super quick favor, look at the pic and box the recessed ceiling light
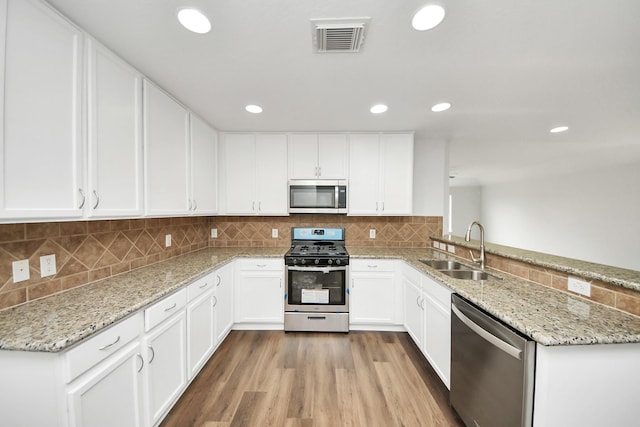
[177,8,211,34]
[550,126,569,133]
[245,104,263,114]
[412,4,446,31]
[370,104,388,114]
[431,102,451,112]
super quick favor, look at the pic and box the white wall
[450,186,482,238]
[480,161,640,270]
[413,138,448,223]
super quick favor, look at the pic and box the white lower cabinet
[67,341,145,427]
[349,259,402,329]
[143,289,188,425]
[214,263,234,343]
[234,258,284,328]
[402,262,452,389]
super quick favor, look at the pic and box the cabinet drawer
[422,276,452,308]
[350,259,396,272]
[187,272,217,302]
[145,288,187,331]
[236,258,283,271]
[65,312,142,383]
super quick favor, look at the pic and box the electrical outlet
[369,229,376,239]
[568,276,591,297]
[433,241,439,249]
[40,254,57,277]
[447,245,456,254]
[272,228,278,238]
[12,259,30,283]
[211,228,218,238]
[165,234,172,247]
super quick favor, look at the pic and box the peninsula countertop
[1,246,640,353]
[349,247,640,346]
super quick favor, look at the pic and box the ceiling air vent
[311,18,371,53]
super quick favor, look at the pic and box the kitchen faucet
[464,221,486,270]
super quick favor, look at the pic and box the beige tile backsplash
[0,215,442,310]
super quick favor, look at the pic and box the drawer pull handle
[256,264,267,268]
[164,302,177,312]
[98,335,120,351]
[367,265,378,268]
[199,282,209,289]
[148,345,156,364]
[308,316,326,320]
[136,353,144,373]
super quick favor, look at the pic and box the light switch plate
[165,234,172,247]
[447,245,456,254]
[12,259,30,283]
[211,228,218,238]
[369,229,376,239]
[272,229,278,238]
[40,254,57,277]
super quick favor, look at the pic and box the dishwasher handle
[452,304,522,360]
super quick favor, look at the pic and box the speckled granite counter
[0,247,287,353]
[431,235,640,292]
[349,247,640,346]
[2,245,640,353]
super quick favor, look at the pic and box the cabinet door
[403,273,424,348]
[350,273,396,324]
[317,134,348,179]
[288,134,318,179]
[423,294,451,389]
[348,134,380,215]
[190,114,218,214]
[255,134,288,215]
[87,39,143,218]
[144,311,187,425]
[223,133,256,214]
[235,271,283,324]
[143,80,190,216]
[380,134,413,215]
[214,263,234,343]
[186,290,215,379]
[1,0,84,219]
[67,342,145,427]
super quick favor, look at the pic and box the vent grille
[311,18,370,53]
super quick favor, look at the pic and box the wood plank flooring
[160,330,464,427]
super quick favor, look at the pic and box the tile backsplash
[0,215,442,310]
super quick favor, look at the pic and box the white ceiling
[46,0,640,186]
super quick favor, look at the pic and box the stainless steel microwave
[288,180,347,214]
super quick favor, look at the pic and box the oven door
[285,266,348,312]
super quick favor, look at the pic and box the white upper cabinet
[1,0,84,220]
[86,38,143,218]
[222,133,288,215]
[190,114,218,215]
[288,133,348,179]
[143,80,190,216]
[349,133,414,215]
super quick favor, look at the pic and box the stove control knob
[301,259,306,265]
[293,259,298,265]
[335,259,341,265]
[314,259,320,265]
[328,259,333,265]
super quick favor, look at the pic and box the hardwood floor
[161,330,465,427]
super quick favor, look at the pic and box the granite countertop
[0,247,287,353]
[349,247,640,346]
[431,235,640,292]
[2,245,640,353]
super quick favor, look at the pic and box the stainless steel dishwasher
[450,294,536,427]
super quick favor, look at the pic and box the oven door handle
[286,266,347,273]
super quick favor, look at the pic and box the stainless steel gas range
[284,227,349,332]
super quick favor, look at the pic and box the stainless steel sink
[438,269,502,281]
[418,259,472,270]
